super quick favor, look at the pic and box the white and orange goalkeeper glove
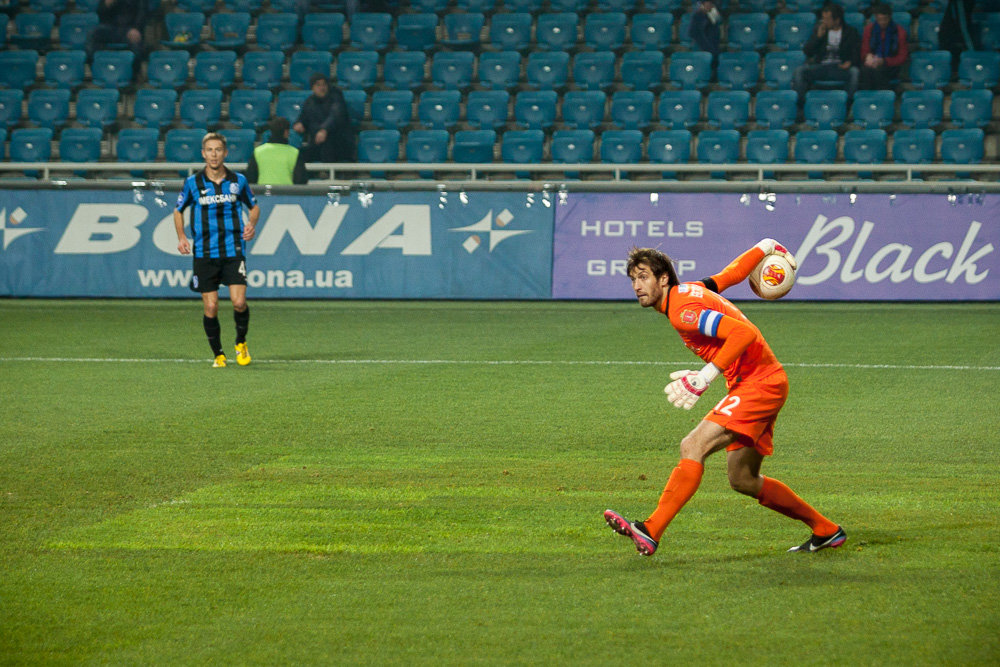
[665,364,721,410]
[754,238,798,270]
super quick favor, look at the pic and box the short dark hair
[871,2,892,16]
[309,72,328,87]
[626,247,680,287]
[821,2,845,22]
[267,117,290,143]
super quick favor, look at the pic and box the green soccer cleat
[235,342,251,366]
[213,354,227,368]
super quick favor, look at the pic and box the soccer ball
[749,253,796,300]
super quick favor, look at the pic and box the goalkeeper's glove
[664,364,721,410]
[754,238,798,270]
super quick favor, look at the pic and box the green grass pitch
[1,299,998,664]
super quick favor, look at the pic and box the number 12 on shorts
[714,394,741,416]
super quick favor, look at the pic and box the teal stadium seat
[909,51,952,89]
[600,130,644,174]
[726,13,769,52]
[383,52,426,90]
[648,129,692,178]
[803,89,847,130]
[501,129,544,178]
[957,51,1000,89]
[75,89,118,129]
[658,90,701,129]
[452,129,496,163]
[44,50,86,89]
[669,52,713,90]
[763,51,805,89]
[536,13,578,51]
[573,52,616,90]
[164,128,206,162]
[116,128,159,169]
[630,12,673,51]
[179,89,223,129]
[774,13,815,50]
[583,12,627,50]
[405,129,449,178]
[58,13,98,51]
[394,13,436,51]
[148,50,190,89]
[11,12,55,50]
[276,90,311,123]
[706,90,750,130]
[561,90,606,129]
[0,51,41,90]
[303,12,345,51]
[371,90,415,129]
[891,128,935,166]
[514,90,558,129]
[696,129,740,177]
[350,12,392,50]
[134,88,178,130]
[219,129,256,163]
[525,51,570,90]
[256,13,299,51]
[208,12,250,49]
[899,89,943,129]
[465,90,510,130]
[754,90,797,129]
[716,51,760,91]
[10,127,54,163]
[431,51,475,90]
[746,129,790,166]
[850,90,895,129]
[27,89,71,129]
[949,89,993,128]
[0,90,24,129]
[478,52,521,90]
[939,128,984,165]
[610,90,654,130]
[551,129,595,178]
[193,51,237,89]
[418,90,461,129]
[228,89,273,130]
[441,12,484,48]
[357,129,401,177]
[92,50,134,88]
[241,51,284,90]
[162,12,205,49]
[334,51,376,90]
[620,51,664,91]
[489,13,532,51]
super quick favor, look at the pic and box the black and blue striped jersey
[175,168,258,259]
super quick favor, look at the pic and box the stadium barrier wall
[0,187,997,300]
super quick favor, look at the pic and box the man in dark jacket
[87,0,147,64]
[793,2,861,101]
[688,0,721,70]
[292,73,356,166]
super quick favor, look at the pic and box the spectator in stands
[938,0,978,74]
[293,73,356,167]
[246,118,308,186]
[87,0,147,66]
[793,3,861,102]
[859,3,909,90]
[688,0,722,72]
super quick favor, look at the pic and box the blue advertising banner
[553,192,1000,300]
[0,190,553,299]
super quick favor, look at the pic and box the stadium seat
[899,89,943,128]
[411,0,449,10]
[525,51,570,90]
[27,89,70,129]
[241,51,283,90]
[977,12,1000,50]
[92,50,134,89]
[550,0,587,9]
[175,0,213,10]
[647,129,692,178]
[208,12,250,49]
[418,89,461,129]
[706,90,750,130]
[514,90,558,129]
[43,50,86,89]
[478,51,521,90]
[726,13,769,52]
[754,89,797,129]
[11,12,55,50]
[501,129,544,178]
[457,0,493,10]
[597,0,637,9]
[193,50,237,90]
[536,13,579,51]
[164,128,205,163]
[793,129,838,173]
[343,89,365,126]
[256,13,299,51]
[610,90,654,130]
[219,128,256,163]
[939,128,984,165]
[658,90,701,129]
[503,0,543,10]
[573,52,616,90]
[441,12,484,48]
[223,0,263,12]
[669,52,713,90]
[957,51,1000,89]
[351,12,393,50]
[75,88,118,129]
[383,52,426,90]
[696,129,740,177]
[584,12,627,50]
[452,129,496,163]
[630,12,673,51]
[763,51,805,89]
[551,128,595,178]
[916,12,943,50]
[371,90,414,129]
[302,12,345,51]
[803,89,847,129]
[276,90,311,123]
[179,89,223,128]
[0,15,5,49]
[405,129,449,177]
[561,90,606,129]
[134,88,178,130]
[891,128,935,165]
[949,89,993,128]
[844,11,864,33]
[644,0,683,9]
[676,12,694,50]
[0,51,39,90]
[716,51,761,91]
[148,50,190,89]
[228,89,272,130]
[745,129,790,166]
[0,90,23,129]
[357,129,400,176]
[58,127,102,165]
[116,127,158,165]
[431,51,475,90]
[162,12,205,49]
[10,127,54,163]
[600,130,643,173]
[32,0,66,15]
[291,51,335,89]
[850,90,895,129]
[465,90,510,129]
[58,12,98,51]
[394,13,436,52]
[620,51,664,91]
[774,13,814,50]
[489,12,532,51]
[843,129,888,175]
[909,51,952,89]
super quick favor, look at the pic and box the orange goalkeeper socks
[644,458,704,540]
[757,476,839,537]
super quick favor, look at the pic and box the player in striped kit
[174,133,260,368]
[604,240,846,556]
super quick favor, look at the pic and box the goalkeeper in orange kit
[604,239,846,556]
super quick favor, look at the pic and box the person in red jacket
[860,3,910,90]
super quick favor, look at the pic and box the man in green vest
[246,118,307,186]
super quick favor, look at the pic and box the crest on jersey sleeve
[680,308,698,324]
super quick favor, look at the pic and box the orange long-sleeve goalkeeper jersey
[655,246,783,387]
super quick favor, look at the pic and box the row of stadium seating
[6,8,1000,53]
[2,86,993,134]
[4,47,998,93]
[0,126,985,175]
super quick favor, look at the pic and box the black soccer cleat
[788,525,847,553]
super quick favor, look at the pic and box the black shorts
[190,257,248,293]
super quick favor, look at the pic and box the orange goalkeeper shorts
[705,370,789,456]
